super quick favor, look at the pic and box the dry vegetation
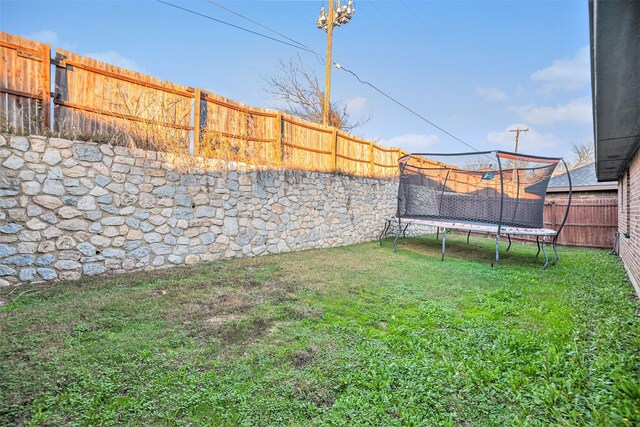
[264,56,371,132]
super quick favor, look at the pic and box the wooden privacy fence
[514,197,618,248]
[0,33,50,135]
[544,198,618,249]
[0,32,405,177]
[53,48,193,149]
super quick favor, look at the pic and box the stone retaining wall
[0,135,396,285]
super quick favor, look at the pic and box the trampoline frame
[380,150,572,269]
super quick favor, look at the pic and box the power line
[155,0,316,54]
[157,0,479,154]
[206,1,325,65]
[208,1,309,50]
[334,63,482,153]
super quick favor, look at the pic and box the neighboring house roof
[589,0,640,181]
[548,162,617,192]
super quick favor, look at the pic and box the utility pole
[317,0,355,127]
[509,127,528,179]
[323,0,334,127]
[509,127,529,154]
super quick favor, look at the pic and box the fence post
[369,141,375,176]
[193,88,201,157]
[275,112,283,164]
[41,44,51,132]
[53,52,69,134]
[331,128,338,171]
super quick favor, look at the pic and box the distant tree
[464,159,496,171]
[264,56,370,132]
[552,142,595,175]
[569,142,595,170]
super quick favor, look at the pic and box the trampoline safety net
[397,151,561,229]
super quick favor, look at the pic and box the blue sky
[1,0,593,159]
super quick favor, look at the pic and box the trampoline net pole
[554,157,573,243]
[495,152,504,266]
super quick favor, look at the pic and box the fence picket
[193,88,201,156]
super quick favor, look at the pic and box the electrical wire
[334,63,483,153]
[156,0,316,54]
[208,1,309,50]
[157,0,479,154]
[206,0,325,65]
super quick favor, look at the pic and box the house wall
[0,135,397,285]
[619,151,640,296]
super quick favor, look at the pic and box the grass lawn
[1,234,639,426]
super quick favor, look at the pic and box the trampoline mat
[393,215,557,237]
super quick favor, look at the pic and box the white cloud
[475,86,507,101]
[20,31,145,74]
[22,30,75,50]
[486,124,563,153]
[344,96,367,115]
[531,46,590,94]
[381,133,439,153]
[84,50,145,73]
[512,97,592,125]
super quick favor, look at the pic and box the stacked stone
[0,134,396,285]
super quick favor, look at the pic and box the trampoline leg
[535,236,541,258]
[495,234,500,267]
[379,219,391,246]
[552,238,559,266]
[385,220,391,241]
[393,219,402,253]
[541,237,549,269]
[441,228,447,261]
[393,220,409,253]
[506,234,512,252]
[393,231,400,253]
[466,230,471,244]
[435,227,439,241]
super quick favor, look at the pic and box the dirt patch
[293,378,336,408]
[292,346,319,368]
[217,316,273,344]
[206,314,239,325]
[282,305,324,321]
[211,292,250,312]
[238,278,262,289]
[267,323,279,335]
[311,392,335,408]
[163,291,254,324]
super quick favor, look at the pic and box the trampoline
[380,151,572,268]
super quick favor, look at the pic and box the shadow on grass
[388,232,562,269]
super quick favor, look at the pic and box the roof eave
[590,0,640,181]
[547,184,617,193]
